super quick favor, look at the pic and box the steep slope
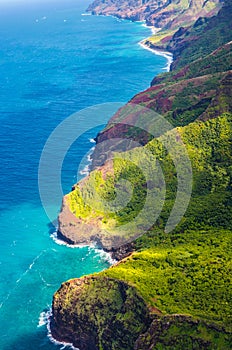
[144,0,232,69]
[52,230,232,349]
[87,0,222,30]
[51,277,151,350]
[51,0,232,349]
[89,0,232,168]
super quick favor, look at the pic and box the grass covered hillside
[52,1,232,349]
[61,111,232,245]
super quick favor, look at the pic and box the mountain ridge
[51,0,232,348]
[87,0,222,30]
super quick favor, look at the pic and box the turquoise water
[0,0,167,348]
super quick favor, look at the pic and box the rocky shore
[87,0,222,29]
[51,0,232,349]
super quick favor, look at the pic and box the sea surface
[0,0,167,348]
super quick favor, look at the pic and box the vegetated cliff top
[91,0,232,162]
[87,0,222,29]
[51,0,232,349]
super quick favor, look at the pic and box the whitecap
[142,24,160,35]
[50,231,93,249]
[92,247,117,265]
[51,231,116,264]
[79,164,90,176]
[45,308,80,349]
[139,41,173,72]
[78,145,95,176]
[38,309,51,328]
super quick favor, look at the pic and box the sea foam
[51,230,116,265]
[139,41,173,72]
[38,309,80,350]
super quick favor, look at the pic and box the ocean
[0,0,167,348]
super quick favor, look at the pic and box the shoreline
[38,309,80,350]
[48,15,174,348]
[140,23,173,72]
[139,40,173,72]
[51,230,117,265]
[54,20,172,254]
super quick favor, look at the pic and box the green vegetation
[171,0,232,70]
[67,112,232,236]
[101,230,232,330]
[52,277,151,350]
[53,1,232,348]
[135,315,232,349]
[154,43,232,85]
[62,110,232,346]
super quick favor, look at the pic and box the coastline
[51,230,116,265]
[140,23,173,72]
[49,14,173,349]
[48,1,232,348]
[38,309,80,350]
[55,20,172,256]
[139,41,173,72]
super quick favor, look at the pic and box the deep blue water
[0,0,167,348]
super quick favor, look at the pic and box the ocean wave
[38,309,80,350]
[79,164,90,176]
[78,145,95,176]
[141,23,160,35]
[51,231,116,265]
[38,309,51,328]
[15,250,46,284]
[92,245,117,265]
[50,231,92,249]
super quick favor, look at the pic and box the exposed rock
[108,241,135,260]
[52,1,232,349]
[51,276,152,350]
[87,0,222,30]
[58,179,141,252]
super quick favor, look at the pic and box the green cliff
[51,0,232,348]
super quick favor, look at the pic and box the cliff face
[51,276,151,350]
[57,0,232,253]
[51,230,232,349]
[87,0,222,29]
[52,0,232,348]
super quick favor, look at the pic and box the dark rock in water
[109,241,135,261]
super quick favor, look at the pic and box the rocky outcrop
[51,277,231,350]
[87,0,222,30]
[58,0,232,250]
[51,276,151,350]
[52,1,232,349]
[58,176,140,252]
[58,194,102,246]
